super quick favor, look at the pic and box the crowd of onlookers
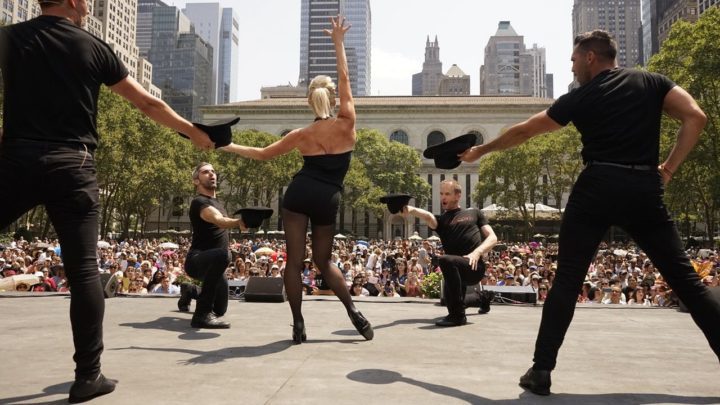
[1,235,718,308]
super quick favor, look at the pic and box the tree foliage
[474,127,582,235]
[648,7,720,241]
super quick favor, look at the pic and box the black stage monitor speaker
[465,284,537,305]
[100,272,119,298]
[244,277,286,302]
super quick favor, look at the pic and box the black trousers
[439,255,486,316]
[533,165,720,370]
[184,248,229,316]
[0,139,103,379]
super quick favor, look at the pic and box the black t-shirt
[433,208,488,256]
[547,68,675,165]
[189,195,229,253]
[0,16,128,149]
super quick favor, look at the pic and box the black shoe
[292,320,307,344]
[349,310,374,340]
[519,367,551,396]
[178,283,191,312]
[478,291,492,314]
[435,314,467,327]
[68,373,117,403]
[191,312,230,329]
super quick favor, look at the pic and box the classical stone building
[147,96,553,239]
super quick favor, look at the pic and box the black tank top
[294,151,352,189]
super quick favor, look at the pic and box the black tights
[282,208,358,325]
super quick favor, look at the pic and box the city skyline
[167,0,576,101]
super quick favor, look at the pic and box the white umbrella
[97,241,110,249]
[613,249,628,257]
[427,235,441,241]
[409,232,422,241]
[159,242,179,249]
[334,233,347,239]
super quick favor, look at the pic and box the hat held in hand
[233,206,273,229]
[178,117,240,148]
[379,194,413,214]
[422,133,477,169]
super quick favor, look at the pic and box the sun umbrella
[159,242,179,249]
[254,246,275,256]
[409,232,423,241]
[334,233,347,239]
[97,241,110,249]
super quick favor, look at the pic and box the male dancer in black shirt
[0,0,212,402]
[185,162,246,329]
[403,180,498,326]
[461,30,720,396]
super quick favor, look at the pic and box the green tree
[648,7,720,242]
[343,129,431,234]
[536,125,584,216]
[95,88,197,237]
[214,130,302,226]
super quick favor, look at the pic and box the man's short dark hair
[573,30,617,62]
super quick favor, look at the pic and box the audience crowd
[1,235,718,308]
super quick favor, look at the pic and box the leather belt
[585,160,654,171]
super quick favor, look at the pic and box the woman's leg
[311,223,356,312]
[282,208,309,325]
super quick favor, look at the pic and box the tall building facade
[0,0,40,25]
[92,0,140,79]
[438,64,470,96]
[412,36,444,96]
[218,8,239,103]
[698,0,719,13]
[147,5,212,121]
[182,3,221,104]
[299,0,371,96]
[572,0,642,68]
[479,21,533,96]
[658,0,698,44]
[527,44,552,98]
[136,0,168,57]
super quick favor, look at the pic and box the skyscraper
[299,0,371,96]
[438,64,470,96]
[479,21,533,96]
[527,44,551,98]
[0,0,40,25]
[572,0,642,68]
[658,0,698,45]
[698,0,719,14]
[218,8,239,103]
[137,0,168,57]
[147,5,213,121]
[412,36,443,96]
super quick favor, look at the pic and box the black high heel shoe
[292,321,307,344]
[349,310,374,341]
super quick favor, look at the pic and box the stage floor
[0,295,718,405]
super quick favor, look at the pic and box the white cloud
[370,48,421,96]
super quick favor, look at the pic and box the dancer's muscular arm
[402,206,438,230]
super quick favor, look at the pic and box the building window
[467,130,484,145]
[427,130,445,148]
[389,129,409,145]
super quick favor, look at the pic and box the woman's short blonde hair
[307,75,336,119]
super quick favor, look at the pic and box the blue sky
[165,0,576,101]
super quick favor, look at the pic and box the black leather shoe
[435,314,467,327]
[68,373,117,403]
[191,312,230,329]
[177,283,191,312]
[519,367,551,396]
[292,320,307,344]
[349,310,374,340]
[478,291,492,314]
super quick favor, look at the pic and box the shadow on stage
[118,316,222,340]
[0,381,72,405]
[331,317,463,336]
[346,368,720,405]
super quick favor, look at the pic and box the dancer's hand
[464,250,482,271]
[459,145,484,163]
[323,14,350,43]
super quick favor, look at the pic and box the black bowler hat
[379,194,413,214]
[422,133,477,169]
[179,117,240,148]
[233,206,273,228]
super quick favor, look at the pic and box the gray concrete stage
[0,295,718,405]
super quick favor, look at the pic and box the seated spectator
[628,288,650,306]
[537,284,548,302]
[381,282,400,297]
[405,272,422,297]
[150,277,180,294]
[603,286,626,305]
[349,277,369,297]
